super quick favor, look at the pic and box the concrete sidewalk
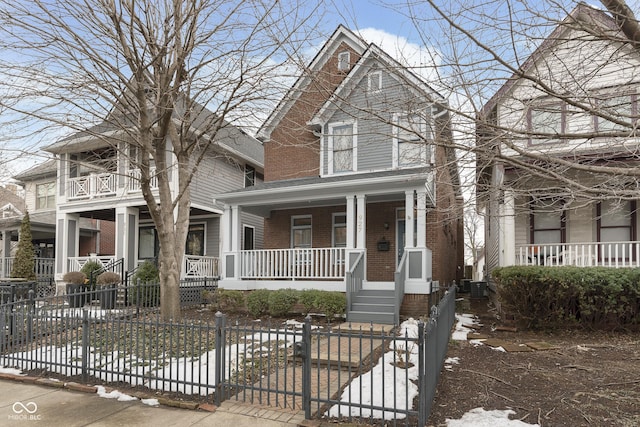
[0,377,306,427]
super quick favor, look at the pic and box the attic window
[337,51,350,71]
[368,71,382,92]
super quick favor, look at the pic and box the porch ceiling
[215,169,434,217]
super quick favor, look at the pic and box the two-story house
[216,25,463,323]
[477,4,640,279]
[43,101,264,290]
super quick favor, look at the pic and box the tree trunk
[159,252,182,320]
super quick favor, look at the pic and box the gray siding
[322,59,430,175]
[205,217,220,257]
[241,212,264,249]
[191,153,246,208]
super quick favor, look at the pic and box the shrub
[494,266,640,329]
[299,289,323,314]
[81,261,104,288]
[129,261,160,307]
[246,289,270,317]
[11,212,36,280]
[268,289,299,317]
[316,291,346,321]
[63,271,87,285]
[217,289,245,313]
[96,272,121,286]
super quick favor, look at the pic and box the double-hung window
[291,216,312,248]
[395,113,429,167]
[329,122,356,174]
[36,181,56,210]
[332,213,347,247]
[598,200,636,261]
[596,93,635,133]
[529,103,564,143]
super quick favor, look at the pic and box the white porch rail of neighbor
[67,256,117,272]
[68,173,117,200]
[128,168,159,192]
[1,257,55,278]
[240,248,346,279]
[183,255,219,278]
[515,242,640,267]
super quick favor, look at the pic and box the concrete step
[355,289,395,297]
[351,302,395,313]
[351,295,395,305]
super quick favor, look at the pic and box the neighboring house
[215,25,464,323]
[0,160,108,279]
[43,101,264,288]
[477,4,640,281]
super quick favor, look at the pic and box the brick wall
[98,220,116,255]
[264,42,362,182]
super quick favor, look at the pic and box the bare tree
[0,0,321,320]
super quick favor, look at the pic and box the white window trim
[368,71,382,92]
[332,212,347,247]
[392,112,431,168]
[337,51,350,71]
[291,215,312,248]
[242,224,255,250]
[327,121,358,175]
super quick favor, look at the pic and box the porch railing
[515,241,640,267]
[182,255,219,278]
[67,256,117,272]
[68,173,117,200]
[393,252,407,326]
[1,258,55,278]
[240,248,346,279]
[345,250,365,320]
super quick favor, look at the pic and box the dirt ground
[427,297,640,427]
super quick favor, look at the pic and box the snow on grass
[327,318,420,420]
[2,321,303,396]
[446,407,540,426]
[0,367,25,376]
[452,313,480,341]
[96,385,138,401]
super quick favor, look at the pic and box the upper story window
[337,51,351,71]
[394,113,430,167]
[528,103,564,140]
[291,215,312,248]
[36,182,56,210]
[244,164,256,187]
[368,71,382,92]
[595,92,636,132]
[328,122,357,174]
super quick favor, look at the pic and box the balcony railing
[128,167,158,192]
[68,173,117,200]
[240,248,346,279]
[67,255,117,272]
[515,241,640,268]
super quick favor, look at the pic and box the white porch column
[356,194,366,249]
[231,205,242,278]
[55,212,80,278]
[405,190,415,248]
[416,188,427,248]
[1,230,11,277]
[222,205,232,253]
[346,195,356,249]
[115,207,139,273]
[501,189,516,266]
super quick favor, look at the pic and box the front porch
[514,242,640,268]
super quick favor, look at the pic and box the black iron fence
[0,284,456,425]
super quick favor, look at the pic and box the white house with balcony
[477,4,640,278]
[43,104,264,288]
[214,26,463,324]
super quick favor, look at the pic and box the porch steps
[348,289,396,325]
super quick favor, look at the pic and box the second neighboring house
[43,101,264,286]
[216,25,464,323]
[478,4,640,281]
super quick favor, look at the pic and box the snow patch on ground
[452,313,481,341]
[446,407,541,426]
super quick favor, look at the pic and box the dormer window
[368,71,382,92]
[244,164,256,187]
[337,51,350,71]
